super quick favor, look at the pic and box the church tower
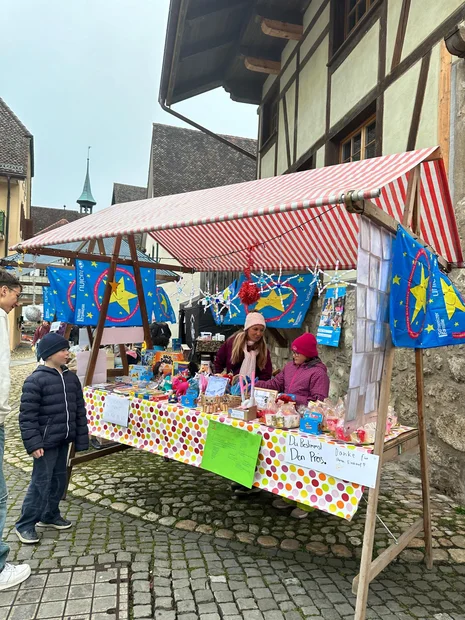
[77,147,96,214]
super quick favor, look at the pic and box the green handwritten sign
[201,421,262,488]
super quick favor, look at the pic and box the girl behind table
[255,332,330,518]
[214,312,272,381]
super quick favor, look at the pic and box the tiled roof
[31,206,86,237]
[149,123,257,197]
[112,183,147,205]
[0,97,33,177]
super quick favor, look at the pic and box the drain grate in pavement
[0,562,128,620]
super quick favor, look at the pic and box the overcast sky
[1,0,258,212]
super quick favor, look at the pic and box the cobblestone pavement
[4,351,465,619]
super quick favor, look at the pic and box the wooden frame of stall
[15,155,452,620]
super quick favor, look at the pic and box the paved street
[2,351,465,619]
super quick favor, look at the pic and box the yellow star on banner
[425,324,434,333]
[109,276,137,313]
[455,322,459,327]
[392,275,401,285]
[410,265,429,323]
[400,300,403,306]
[288,318,295,324]
[298,277,304,283]
[148,291,153,297]
[91,261,98,267]
[394,319,398,327]
[86,312,93,319]
[71,294,76,299]
[440,279,465,320]
[84,293,89,297]
[255,289,291,312]
[53,290,58,295]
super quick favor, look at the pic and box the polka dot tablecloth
[85,389,411,521]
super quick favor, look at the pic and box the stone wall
[267,282,465,504]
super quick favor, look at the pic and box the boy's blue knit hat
[37,333,69,361]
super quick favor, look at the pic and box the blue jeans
[0,426,10,571]
[16,443,69,534]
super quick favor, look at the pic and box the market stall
[14,147,463,620]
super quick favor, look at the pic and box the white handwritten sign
[102,394,130,427]
[285,434,379,488]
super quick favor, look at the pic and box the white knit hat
[244,312,266,331]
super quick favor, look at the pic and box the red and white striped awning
[16,147,463,271]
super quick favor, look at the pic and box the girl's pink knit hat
[292,333,318,359]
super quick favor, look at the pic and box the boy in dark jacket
[15,334,89,544]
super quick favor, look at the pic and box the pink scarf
[239,341,258,379]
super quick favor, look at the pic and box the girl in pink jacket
[256,333,330,520]
[255,333,329,407]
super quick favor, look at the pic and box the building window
[345,0,375,39]
[340,117,376,163]
[260,86,279,148]
[331,0,380,57]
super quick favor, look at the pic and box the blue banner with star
[42,284,57,321]
[153,286,176,323]
[390,226,465,348]
[46,267,76,323]
[74,260,157,327]
[211,273,317,328]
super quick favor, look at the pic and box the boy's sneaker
[36,517,72,530]
[0,563,31,590]
[15,529,39,544]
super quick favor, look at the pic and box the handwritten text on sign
[285,434,380,488]
[102,394,130,428]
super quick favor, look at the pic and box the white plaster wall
[300,3,330,61]
[330,23,379,126]
[402,0,464,61]
[281,40,298,66]
[385,0,403,73]
[303,0,326,30]
[277,85,296,174]
[415,42,441,150]
[315,146,325,169]
[281,56,297,91]
[262,74,277,99]
[296,38,328,160]
[260,147,276,178]
[383,60,421,154]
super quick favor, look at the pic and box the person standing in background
[0,269,31,589]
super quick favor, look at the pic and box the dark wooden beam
[244,57,281,75]
[224,80,263,105]
[391,0,411,71]
[84,236,122,386]
[172,74,224,104]
[186,0,248,20]
[128,234,153,348]
[261,18,303,41]
[18,246,188,274]
[180,36,235,59]
[407,50,431,151]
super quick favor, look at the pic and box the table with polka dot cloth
[85,389,411,521]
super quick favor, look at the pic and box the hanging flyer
[316,286,346,347]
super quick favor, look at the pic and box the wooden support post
[97,238,106,256]
[86,326,94,347]
[352,517,424,591]
[402,165,421,227]
[354,341,395,619]
[415,348,434,569]
[127,234,153,349]
[119,344,129,376]
[64,323,72,340]
[411,195,434,570]
[84,235,122,386]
